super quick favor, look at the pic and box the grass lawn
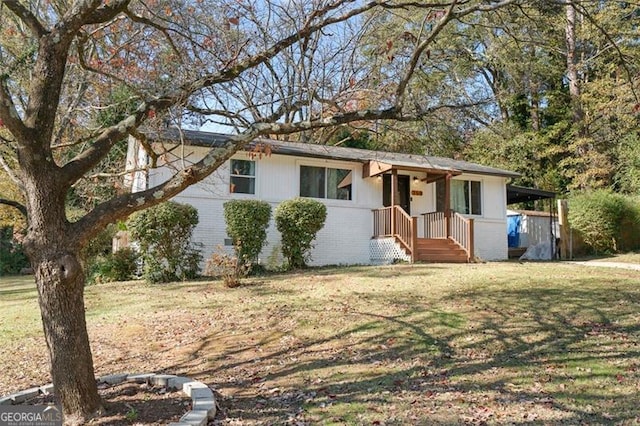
[589,252,640,264]
[1,262,640,424]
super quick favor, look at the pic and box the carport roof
[507,185,556,204]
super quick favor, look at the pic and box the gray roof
[154,128,520,178]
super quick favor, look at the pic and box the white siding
[141,144,511,265]
[475,175,508,260]
[149,147,382,266]
[473,219,508,260]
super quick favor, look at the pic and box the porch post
[391,169,398,236]
[411,216,418,263]
[391,169,398,206]
[445,173,451,238]
[468,218,475,261]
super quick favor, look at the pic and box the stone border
[0,373,216,426]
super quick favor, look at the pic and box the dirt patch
[21,382,189,425]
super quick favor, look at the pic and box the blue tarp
[507,215,521,248]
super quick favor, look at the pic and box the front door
[383,174,411,215]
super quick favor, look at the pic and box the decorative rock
[182,381,209,397]
[167,376,191,391]
[0,395,14,405]
[97,373,128,385]
[178,410,208,426]
[190,388,214,400]
[0,373,217,424]
[9,387,40,403]
[150,374,177,387]
[39,384,54,395]
[192,398,216,419]
[126,373,156,383]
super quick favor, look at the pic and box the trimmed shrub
[128,201,202,283]
[275,198,327,269]
[223,200,272,267]
[568,190,640,253]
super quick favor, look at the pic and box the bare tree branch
[130,129,159,168]
[123,8,181,58]
[0,198,27,217]
[61,0,130,36]
[1,0,47,38]
[0,80,28,140]
[185,106,251,126]
[60,106,149,184]
[0,154,22,188]
[75,32,135,90]
[393,1,459,107]
[58,0,405,185]
[393,0,519,107]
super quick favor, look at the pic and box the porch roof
[152,128,520,179]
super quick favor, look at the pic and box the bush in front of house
[82,223,117,283]
[204,246,252,288]
[568,190,640,253]
[275,198,327,269]
[87,248,139,284]
[223,199,272,269]
[127,201,202,283]
[0,226,29,276]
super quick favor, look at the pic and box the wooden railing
[422,211,447,238]
[423,211,475,261]
[372,206,393,237]
[372,206,418,261]
[450,212,474,261]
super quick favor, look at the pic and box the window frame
[436,178,483,216]
[229,158,257,196]
[298,162,355,202]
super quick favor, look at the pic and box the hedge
[275,198,327,269]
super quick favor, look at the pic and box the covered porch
[364,160,475,263]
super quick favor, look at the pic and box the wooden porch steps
[414,238,469,263]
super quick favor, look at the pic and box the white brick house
[126,129,519,266]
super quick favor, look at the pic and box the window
[300,166,352,200]
[436,179,482,215]
[230,159,255,194]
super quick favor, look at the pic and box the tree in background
[0,0,521,418]
[462,2,639,194]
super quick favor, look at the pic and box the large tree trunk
[21,169,102,422]
[32,250,102,421]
